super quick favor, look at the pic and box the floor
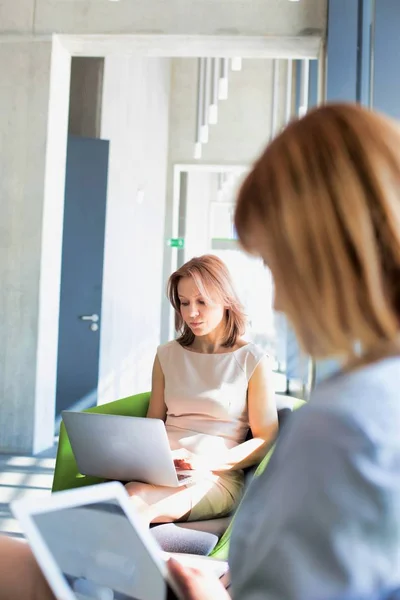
[0,444,57,538]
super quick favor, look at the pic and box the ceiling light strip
[271,59,280,139]
[285,58,293,123]
[299,58,310,117]
[194,57,205,159]
[219,58,229,100]
[201,57,212,143]
[209,58,219,125]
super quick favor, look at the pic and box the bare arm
[221,355,279,470]
[146,354,167,421]
[0,536,55,600]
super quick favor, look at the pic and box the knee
[125,481,148,498]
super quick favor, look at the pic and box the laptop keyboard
[176,471,195,485]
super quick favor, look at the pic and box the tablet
[12,481,183,600]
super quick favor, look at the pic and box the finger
[174,459,188,468]
[169,559,201,577]
[168,559,198,594]
[174,459,192,470]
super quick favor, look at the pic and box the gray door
[56,135,109,421]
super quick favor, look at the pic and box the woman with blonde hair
[125,253,278,524]
[170,103,400,599]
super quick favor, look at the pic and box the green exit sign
[167,238,185,248]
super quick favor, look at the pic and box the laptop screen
[32,499,177,600]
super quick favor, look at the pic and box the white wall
[184,172,215,263]
[2,0,327,37]
[98,56,171,404]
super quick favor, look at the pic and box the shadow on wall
[97,339,154,407]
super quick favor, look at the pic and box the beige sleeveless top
[157,340,265,458]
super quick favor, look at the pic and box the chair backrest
[52,392,151,493]
[242,406,294,487]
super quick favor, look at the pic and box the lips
[190,322,203,327]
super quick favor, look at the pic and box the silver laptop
[62,412,191,487]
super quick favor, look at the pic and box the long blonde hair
[235,103,400,359]
[167,255,246,347]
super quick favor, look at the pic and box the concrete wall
[168,58,288,166]
[0,39,70,453]
[98,56,171,404]
[1,0,327,36]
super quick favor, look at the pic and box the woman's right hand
[168,558,231,600]
[172,449,222,473]
[172,449,193,470]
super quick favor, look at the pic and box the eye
[198,300,206,305]
[180,302,189,307]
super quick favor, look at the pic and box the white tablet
[11,481,182,600]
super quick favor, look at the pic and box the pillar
[0,38,70,454]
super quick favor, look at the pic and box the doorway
[55,135,109,423]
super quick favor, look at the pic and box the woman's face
[177,277,225,337]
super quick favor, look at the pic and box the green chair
[52,392,305,559]
[52,391,151,493]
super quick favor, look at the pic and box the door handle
[79,314,99,323]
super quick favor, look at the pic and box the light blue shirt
[229,357,400,600]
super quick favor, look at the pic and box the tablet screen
[31,499,178,600]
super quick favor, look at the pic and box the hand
[168,558,231,600]
[173,451,211,472]
[172,449,192,470]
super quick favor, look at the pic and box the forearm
[0,536,55,600]
[211,437,274,472]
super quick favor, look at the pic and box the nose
[189,305,199,318]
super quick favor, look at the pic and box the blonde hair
[235,103,400,359]
[167,255,246,347]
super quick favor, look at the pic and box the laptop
[11,481,229,600]
[62,412,193,487]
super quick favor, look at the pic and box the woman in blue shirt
[3,102,400,600]
[170,103,400,599]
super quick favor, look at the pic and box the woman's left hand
[168,558,231,600]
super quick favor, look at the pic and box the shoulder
[310,357,400,440]
[157,340,178,354]
[248,403,382,525]
[264,400,387,504]
[280,403,369,454]
[236,342,270,381]
[156,340,180,365]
